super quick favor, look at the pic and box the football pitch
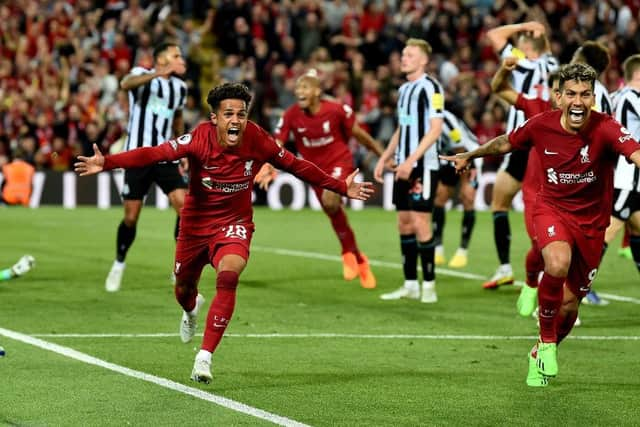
[1,207,639,426]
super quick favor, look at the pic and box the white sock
[404,280,419,290]
[112,260,125,270]
[422,280,435,290]
[197,349,212,363]
[499,263,512,273]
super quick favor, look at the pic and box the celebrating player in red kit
[442,63,640,387]
[75,83,374,384]
[256,69,386,289]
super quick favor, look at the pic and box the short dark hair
[573,41,610,75]
[558,63,597,91]
[153,42,178,61]
[206,83,252,111]
[623,54,640,81]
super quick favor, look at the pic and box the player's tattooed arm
[440,134,512,173]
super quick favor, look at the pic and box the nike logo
[203,165,220,170]
[297,127,307,132]
[544,149,558,155]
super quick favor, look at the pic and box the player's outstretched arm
[74,144,105,176]
[440,134,512,173]
[273,147,374,200]
[254,163,277,190]
[345,168,375,201]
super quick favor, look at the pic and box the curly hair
[206,83,252,111]
[558,63,597,91]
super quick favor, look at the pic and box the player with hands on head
[483,20,559,290]
[491,56,560,317]
[76,82,374,384]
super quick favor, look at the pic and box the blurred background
[0,0,637,177]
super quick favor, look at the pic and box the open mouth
[568,108,585,123]
[228,128,240,142]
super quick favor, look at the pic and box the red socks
[327,207,361,262]
[537,272,565,343]
[525,243,544,288]
[201,271,239,353]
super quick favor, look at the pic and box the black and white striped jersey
[440,110,479,153]
[594,80,613,115]
[395,73,444,171]
[124,67,187,152]
[613,85,640,190]
[500,43,559,133]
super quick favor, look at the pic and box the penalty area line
[0,327,310,427]
[251,245,640,305]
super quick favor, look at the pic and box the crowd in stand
[1,0,640,173]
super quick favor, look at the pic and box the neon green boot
[536,342,558,377]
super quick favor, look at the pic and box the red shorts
[523,192,536,243]
[312,160,354,201]
[173,223,254,283]
[522,149,541,243]
[533,206,603,298]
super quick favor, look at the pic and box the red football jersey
[509,110,640,232]
[515,94,553,205]
[274,99,356,172]
[103,121,348,236]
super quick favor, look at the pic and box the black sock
[174,216,180,241]
[418,238,436,282]
[493,211,510,264]
[461,210,476,249]
[432,206,445,246]
[116,221,136,262]
[400,234,418,281]
[630,236,640,272]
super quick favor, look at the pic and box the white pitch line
[252,245,486,281]
[0,327,310,427]
[251,245,640,304]
[30,332,640,341]
[596,292,640,304]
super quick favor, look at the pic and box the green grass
[1,206,639,426]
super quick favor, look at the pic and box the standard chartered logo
[546,168,597,184]
[399,113,416,126]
